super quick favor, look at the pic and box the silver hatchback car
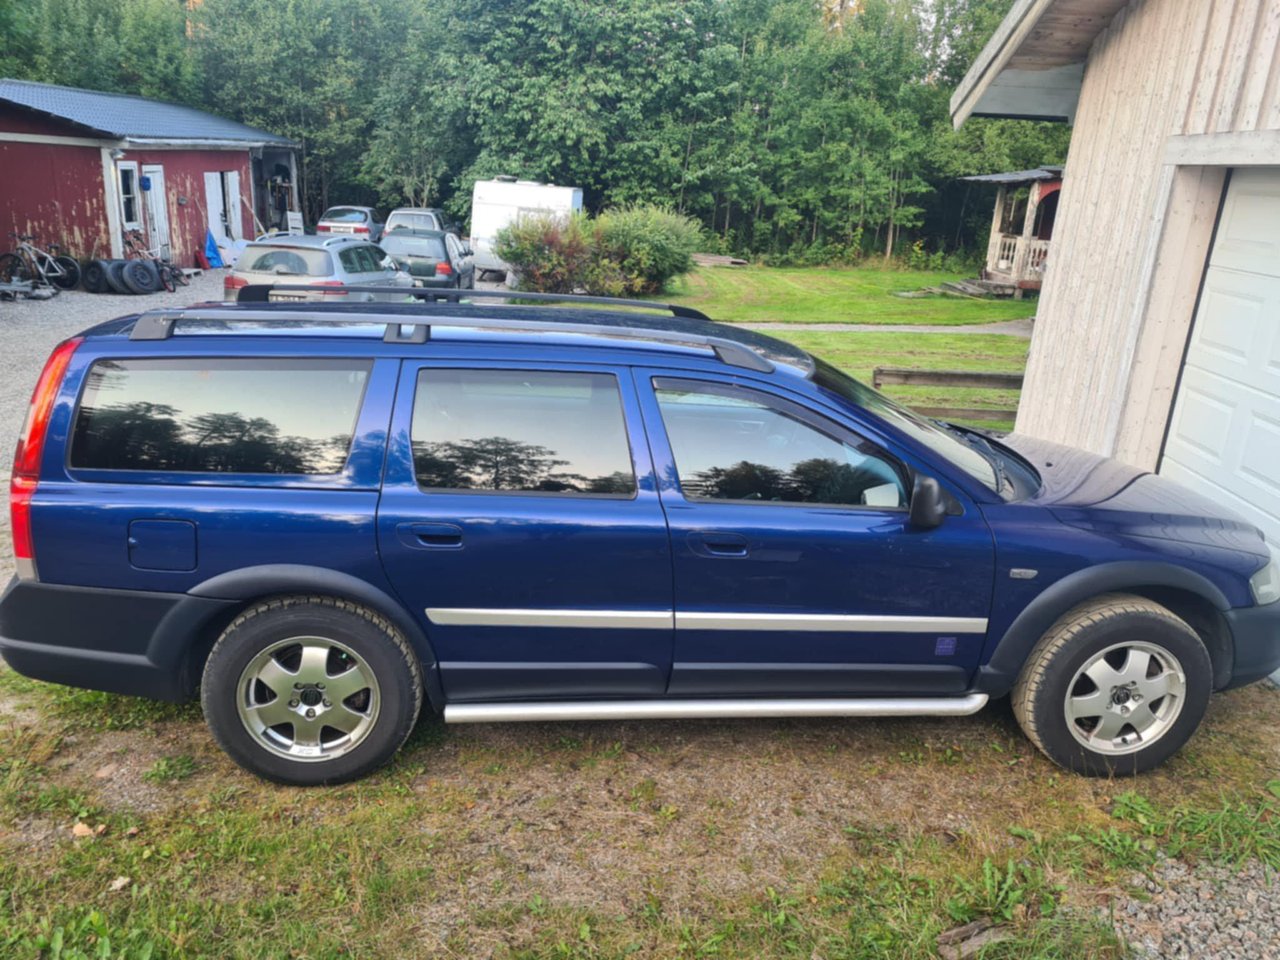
[224,235,413,302]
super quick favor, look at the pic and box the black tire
[1011,593,1212,776]
[201,596,424,786]
[51,255,81,290]
[170,262,190,286]
[104,259,132,294]
[0,252,31,283]
[121,259,161,294]
[157,263,177,293]
[81,259,110,293]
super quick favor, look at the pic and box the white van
[470,178,584,275]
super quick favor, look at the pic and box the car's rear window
[381,235,447,260]
[240,246,333,276]
[386,213,440,232]
[320,207,369,223]
[410,369,636,496]
[70,359,371,475]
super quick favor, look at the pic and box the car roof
[318,205,375,215]
[381,229,448,241]
[244,234,370,250]
[83,299,815,376]
[388,207,444,214]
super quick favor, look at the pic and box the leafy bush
[495,204,701,296]
[594,205,702,295]
[493,212,594,294]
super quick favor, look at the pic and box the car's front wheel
[1011,593,1211,776]
[201,596,423,785]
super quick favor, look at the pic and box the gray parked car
[316,205,385,242]
[224,235,413,302]
[385,206,460,237]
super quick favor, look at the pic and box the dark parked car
[379,229,475,289]
[316,206,384,242]
[2,290,1277,785]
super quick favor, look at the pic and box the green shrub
[594,205,702,295]
[494,204,701,296]
[493,212,594,294]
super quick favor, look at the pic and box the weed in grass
[947,858,1058,924]
[142,755,197,784]
[1,909,162,960]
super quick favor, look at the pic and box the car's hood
[999,433,1269,560]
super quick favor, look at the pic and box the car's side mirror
[908,474,947,529]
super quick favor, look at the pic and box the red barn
[0,78,299,265]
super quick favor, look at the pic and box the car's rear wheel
[201,596,423,785]
[1011,593,1211,776]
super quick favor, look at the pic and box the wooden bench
[871,367,1023,426]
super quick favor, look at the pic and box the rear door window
[411,369,636,496]
[70,359,371,475]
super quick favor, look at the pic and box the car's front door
[636,372,996,697]
[377,362,673,701]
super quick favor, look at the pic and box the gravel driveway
[0,271,223,469]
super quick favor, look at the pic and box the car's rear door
[376,361,674,701]
[635,370,996,697]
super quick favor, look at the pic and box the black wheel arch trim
[974,561,1232,697]
[186,565,444,710]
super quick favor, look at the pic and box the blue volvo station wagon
[2,287,1278,784]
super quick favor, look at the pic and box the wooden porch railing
[872,367,1024,426]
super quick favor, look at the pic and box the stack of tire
[81,258,169,295]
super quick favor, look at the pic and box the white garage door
[1160,168,1280,548]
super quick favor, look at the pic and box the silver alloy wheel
[1064,641,1187,756]
[235,636,381,763]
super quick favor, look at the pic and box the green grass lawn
[664,265,1035,326]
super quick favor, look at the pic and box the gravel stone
[0,270,224,468]
[1116,856,1280,960]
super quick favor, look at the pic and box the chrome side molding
[443,694,989,724]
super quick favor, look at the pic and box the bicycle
[0,233,81,295]
[123,229,188,292]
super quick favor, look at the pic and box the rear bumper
[1222,601,1280,689]
[0,578,236,702]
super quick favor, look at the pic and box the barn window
[118,163,141,230]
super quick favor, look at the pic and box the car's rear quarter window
[70,358,371,475]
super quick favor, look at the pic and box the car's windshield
[811,358,999,492]
[381,235,447,260]
[321,207,369,223]
[240,246,333,276]
[386,213,440,232]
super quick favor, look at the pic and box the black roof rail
[128,298,775,373]
[236,283,712,321]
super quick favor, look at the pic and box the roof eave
[950,0,1121,129]
[123,136,299,150]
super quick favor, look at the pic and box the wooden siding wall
[1015,0,1280,463]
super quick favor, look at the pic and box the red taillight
[224,274,248,299]
[435,261,453,276]
[11,337,81,579]
[353,225,370,234]
[316,223,331,232]
[310,280,348,297]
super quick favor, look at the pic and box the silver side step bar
[443,694,988,724]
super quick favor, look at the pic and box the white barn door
[1159,168,1280,547]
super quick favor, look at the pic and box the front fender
[974,561,1231,696]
